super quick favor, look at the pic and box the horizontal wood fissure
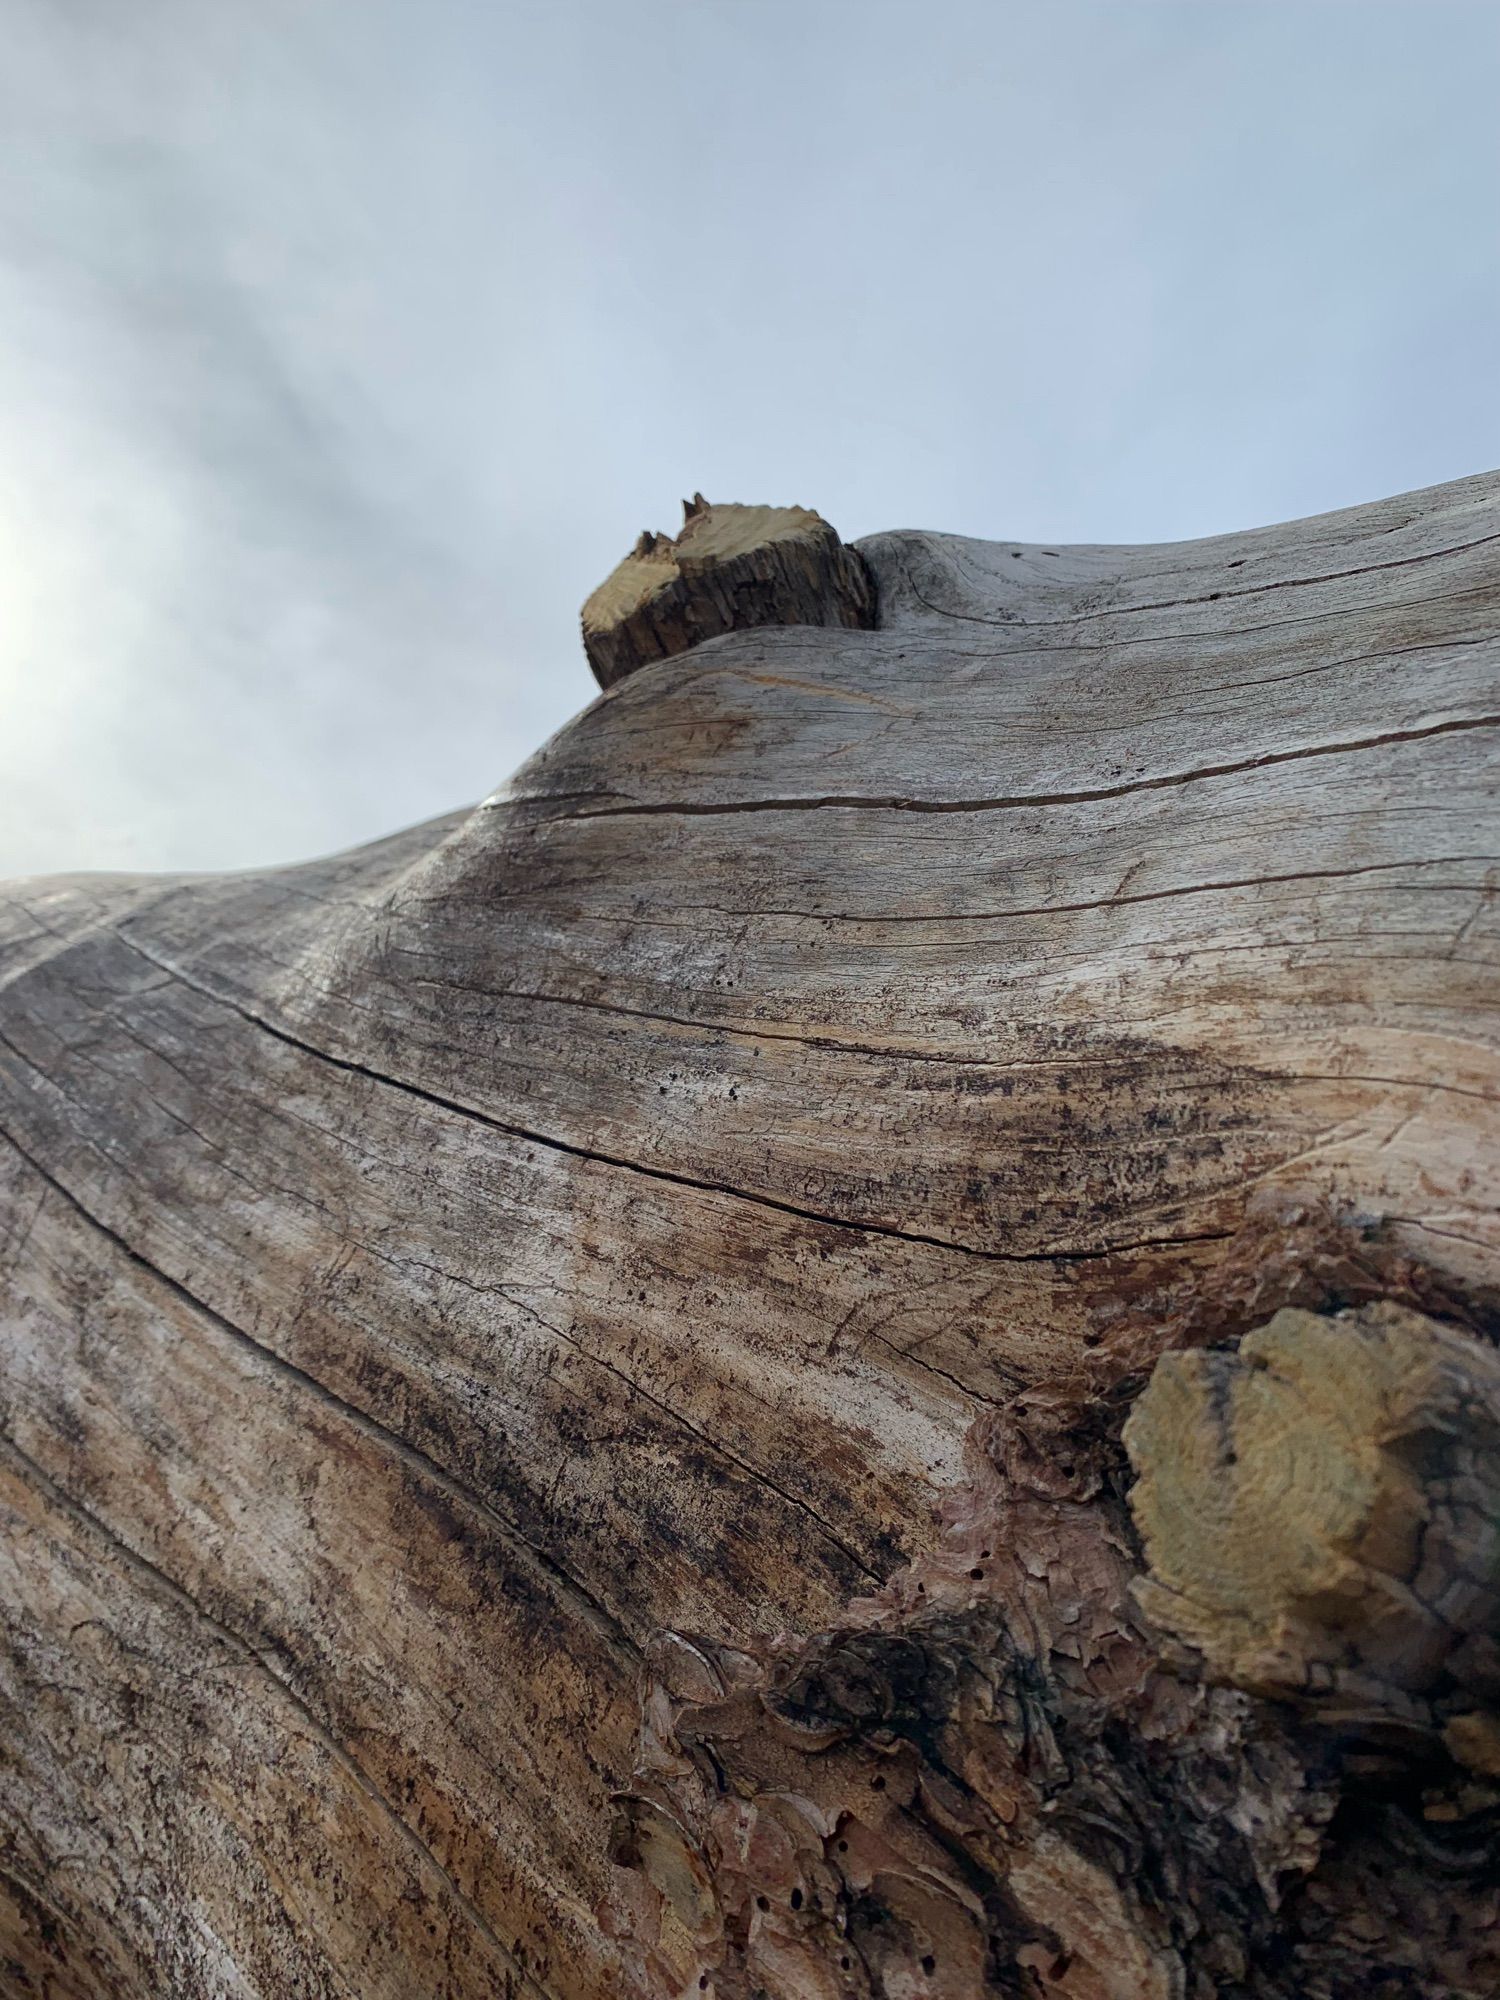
[544,711,1500,820]
[890,526,1500,629]
[592,857,1500,929]
[786,579,1500,661]
[108,929,1238,1268]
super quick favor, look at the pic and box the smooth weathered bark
[1,470,1499,1997]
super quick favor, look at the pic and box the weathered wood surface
[1,469,1498,1996]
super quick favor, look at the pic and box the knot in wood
[1123,1303,1500,1717]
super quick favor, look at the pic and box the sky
[2,0,1498,880]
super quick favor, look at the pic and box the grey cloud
[3,0,1498,876]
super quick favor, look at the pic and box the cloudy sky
[3,0,1498,879]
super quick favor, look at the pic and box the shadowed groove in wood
[108,927,1243,1268]
[549,710,1500,819]
[0,1119,639,1661]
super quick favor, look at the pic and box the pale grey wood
[0,469,1497,1997]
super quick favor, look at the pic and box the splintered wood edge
[1122,1302,1500,1729]
[580,496,877,689]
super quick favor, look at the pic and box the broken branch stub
[580,495,876,688]
[1123,1302,1500,1732]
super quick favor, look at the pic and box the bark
[2,469,1499,1998]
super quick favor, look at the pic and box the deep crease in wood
[386,968,1211,1073]
[1190,628,1496,699]
[592,858,1500,930]
[0,1119,640,1667]
[538,712,1500,821]
[108,930,1238,1267]
[891,523,1500,627]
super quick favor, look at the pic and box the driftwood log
[2,471,1499,1998]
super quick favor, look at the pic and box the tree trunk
[2,470,1499,1999]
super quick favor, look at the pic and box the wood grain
[2,469,1498,1995]
[580,498,875,689]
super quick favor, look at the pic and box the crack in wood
[891,523,1500,630]
[0,1428,556,2000]
[544,712,1500,822]
[108,931,1234,1269]
[0,1119,640,1669]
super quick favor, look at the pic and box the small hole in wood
[922,1954,937,1975]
